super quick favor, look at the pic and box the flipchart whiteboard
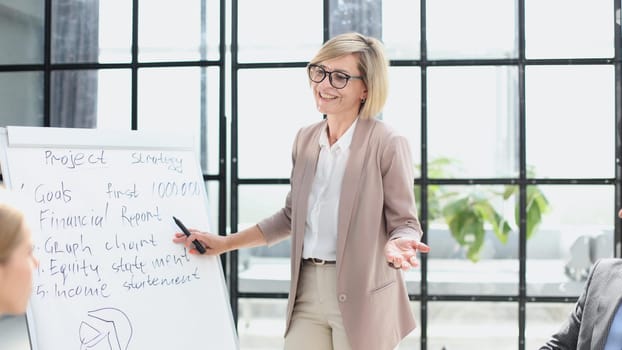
[0,126,238,350]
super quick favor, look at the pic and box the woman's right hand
[172,229,229,256]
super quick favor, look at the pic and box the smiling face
[0,216,38,316]
[310,54,368,120]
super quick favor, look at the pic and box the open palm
[384,237,430,270]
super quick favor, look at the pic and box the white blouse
[302,119,358,261]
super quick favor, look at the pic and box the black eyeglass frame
[307,64,364,89]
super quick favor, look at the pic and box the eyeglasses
[307,64,363,89]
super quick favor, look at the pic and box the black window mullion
[131,0,139,131]
[230,0,240,327]
[323,0,330,42]
[614,0,622,257]
[43,0,51,127]
[517,0,528,349]
[419,0,429,349]
[218,0,228,282]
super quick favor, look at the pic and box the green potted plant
[415,159,550,262]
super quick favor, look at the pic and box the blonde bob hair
[309,32,389,120]
[0,203,25,264]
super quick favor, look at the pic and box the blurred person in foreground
[0,201,38,316]
[540,208,622,350]
[174,32,429,350]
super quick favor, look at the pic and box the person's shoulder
[593,258,622,270]
[364,118,404,140]
[369,120,411,151]
[586,258,622,281]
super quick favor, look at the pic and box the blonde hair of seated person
[0,203,38,316]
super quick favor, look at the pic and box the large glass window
[426,184,519,296]
[237,0,322,63]
[1,1,620,349]
[0,0,43,65]
[96,69,132,129]
[526,65,615,178]
[139,0,220,62]
[527,185,615,297]
[383,66,422,175]
[428,302,518,349]
[98,0,133,62]
[232,1,620,349]
[382,0,421,59]
[238,185,291,294]
[0,72,43,126]
[0,0,225,346]
[525,0,613,58]
[426,0,517,59]
[428,66,519,178]
[237,68,317,178]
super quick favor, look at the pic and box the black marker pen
[173,216,206,254]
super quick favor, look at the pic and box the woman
[0,202,38,316]
[174,32,430,350]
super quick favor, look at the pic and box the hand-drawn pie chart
[78,307,133,350]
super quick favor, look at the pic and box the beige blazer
[258,117,423,350]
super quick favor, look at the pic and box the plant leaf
[502,185,517,200]
[513,186,551,239]
[525,186,550,239]
[466,224,486,262]
[443,196,488,262]
[473,198,511,244]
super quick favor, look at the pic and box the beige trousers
[283,262,352,350]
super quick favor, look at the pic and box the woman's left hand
[384,237,430,271]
